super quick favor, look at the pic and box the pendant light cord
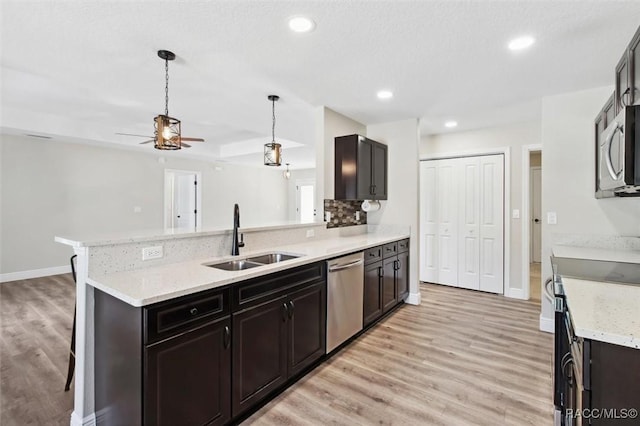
[271,97,276,143]
[164,58,169,116]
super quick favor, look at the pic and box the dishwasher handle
[328,259,363,272]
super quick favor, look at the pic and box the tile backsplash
[324,199,366,228]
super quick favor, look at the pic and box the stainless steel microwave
[597,104,640,196]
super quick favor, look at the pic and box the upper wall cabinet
[616,25,640,110]
[335,134,388,200]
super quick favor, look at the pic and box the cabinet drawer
[145,288,229,344]
[382,242,398,258]
[232,262,326,311]
[364,246,382,265]
[397,239,409,254]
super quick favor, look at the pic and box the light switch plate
[512,209,520,219]
[142,246,163,260]
[547,212,557,225]
[306,229,315,238]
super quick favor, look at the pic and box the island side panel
[94,289,143,426]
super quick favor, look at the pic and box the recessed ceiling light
[288,16,316,33]
[444,121,458,128]
[508,36,535,51]
[377,90,393,100]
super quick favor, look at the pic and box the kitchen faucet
[231,203,245,256]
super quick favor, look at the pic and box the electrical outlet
[325,211,331,222]
[142,246,163,260]
[512,209,520,219]
[306,229,315,238]
[355,211,361,221]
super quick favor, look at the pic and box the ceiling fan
[117,50,204,150]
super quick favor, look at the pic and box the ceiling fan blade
[116,132,153,138]
[139,140,154,145]
[180,137,205,142]
[181,142,192,148]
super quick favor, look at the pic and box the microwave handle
[604,122,624,181]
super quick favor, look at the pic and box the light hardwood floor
[245,284,553,425]
[1,277,553,425]
[530,262,542,303]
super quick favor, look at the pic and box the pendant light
[284,163,291,179]
[264,95,282,166]
[154,50,181,150]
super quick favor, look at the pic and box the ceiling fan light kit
[264,94,282,166]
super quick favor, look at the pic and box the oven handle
[604,122,624,181]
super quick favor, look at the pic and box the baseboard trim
[406,291,421,305]
[70,411,96,426]
[539,314,554,333]
[0,265,70,283]
[506,287,526,300]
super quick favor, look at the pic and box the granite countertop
[553,244,640,264]
[87,232,409,307]
[562,277,640,349]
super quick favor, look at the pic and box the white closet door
[436,161,458,286]
[479,155,504,294]
[419,161,438,283]
[457,157,480,290]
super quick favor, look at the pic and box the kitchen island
[56,223,416,426]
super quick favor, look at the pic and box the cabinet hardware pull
[288,301,295,319]
[190,307,198,316]
[223,326,230,349]
[282,303,289,322]
[378,266,384,278]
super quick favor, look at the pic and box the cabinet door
[616,52,630,113]
[397,251,409,302]
[232,296,288,417]
[382,257,397,314]
[371,142,387,200]
[357,138,373,198]
[287,282,326,377]
[630,27,640,106]
[145,317,231,426]
[363,261,383,326]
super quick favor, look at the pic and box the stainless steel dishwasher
[326,252,364,353]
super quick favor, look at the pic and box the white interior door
[457,157,480,290]
[437,161,458,286]
[165,170,200,231]
[295,180,316,222]
[531,167,542,263]
[479,155,504,294]
[419,161,438,282]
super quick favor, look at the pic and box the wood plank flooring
[1,273,75,426]
[1,277,553,425]
[245,284,553,425]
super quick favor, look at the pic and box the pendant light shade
[264,95,282,166]
[155,50,182,150]
[284,163,291,179]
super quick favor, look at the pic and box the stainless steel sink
[205,260,263,271]
[246,253,300,264]
[205,252,301,271]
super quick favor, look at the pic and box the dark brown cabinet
[363,239,410,323]
[231,264,326,417]
[615,25,640,110]
[616,52,630,113]
[335,134,388,200]
[145,317,231,426]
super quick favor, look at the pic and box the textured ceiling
[2,1,640,168]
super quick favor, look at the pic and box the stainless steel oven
[598,104,640,195]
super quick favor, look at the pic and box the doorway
[295,179,316,222]
[164,169,202,230]
[522,146,542,303]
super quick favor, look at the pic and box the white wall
[540,86,640,321]
[315,106,366,211]
[421,121,541,294]
[366,119,421,304]
[0,134,290,275]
